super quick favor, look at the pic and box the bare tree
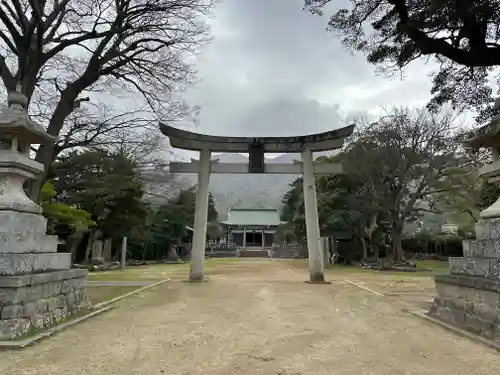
[347,108,460,261]
[0,0,213,199]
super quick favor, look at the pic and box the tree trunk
[29,78,97,202]
[66,230,85,263]
[360,235,367,263]
[83,230,103,264]
[167,245,180,261]
[366,236,374,260]
[83,231,95,264]
[391,223,404,262]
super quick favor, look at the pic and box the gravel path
[1,261,499,375]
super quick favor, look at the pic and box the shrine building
[221,208,285,250]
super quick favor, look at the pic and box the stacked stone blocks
[429,218,500,344]
[0,211,89,340]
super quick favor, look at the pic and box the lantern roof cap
[0,88,56,144]
[462,98,500,148]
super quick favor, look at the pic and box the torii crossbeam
[159,122,355,283]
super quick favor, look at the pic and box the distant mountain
[212,153,249,163]
[143,150,451,231]
[207,153,296,219]
[144,152,338,219]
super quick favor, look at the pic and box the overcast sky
[182,0,439,139]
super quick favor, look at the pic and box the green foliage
[126,186,219,260]
[158,187,218,242]
[304,0,500,123]
[281,178,305,242]
[45,148,221,261]
[281,163,386,259]
[40,181,95,234]
[50,150,148,237]
[275,223,297,244]
[402,234,463,257]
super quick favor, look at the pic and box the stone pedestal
[0,211,89,340]
[429,218,500,344]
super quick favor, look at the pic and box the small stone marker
[120,237,127,270]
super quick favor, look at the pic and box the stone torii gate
[159,123,355,283]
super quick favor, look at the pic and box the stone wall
[207,249,238,258]
[0,269,89,340]
[429,274,500,343]
[271,246,307,259]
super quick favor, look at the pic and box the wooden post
[121,237,127,270]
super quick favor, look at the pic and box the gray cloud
[182,0,437,139]
[239,98,341,136]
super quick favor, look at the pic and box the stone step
[238,250,270,258]
[0,253,71,276]
[462,238,500,258]
[207,251,238,258]
[449,257,500,279]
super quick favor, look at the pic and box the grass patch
[7,325,40,342]
[416,260,449,274]
[205,258,243,264]
[87,286,140,304]
[281,259,448,277]
[87,264,187,282]
[84,259,449,283]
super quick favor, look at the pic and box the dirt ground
[1,259,499,375]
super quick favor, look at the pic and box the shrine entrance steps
[237,248,270,258]
[196,247,307,259]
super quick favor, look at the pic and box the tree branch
[0,1,22,45]
[399,23,500,67]
[0,54,15,90]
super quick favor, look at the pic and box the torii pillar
[159,123,355,283]
[190,148,211,281]
[301,148,324,282]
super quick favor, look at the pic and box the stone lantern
[0,88,89,340]
[0,88,56,214]
[461,97,500,220]
[428,98,500,345]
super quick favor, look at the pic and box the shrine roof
[462,98,500,148]
[221,208,284,226]
[159,123,355,152]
